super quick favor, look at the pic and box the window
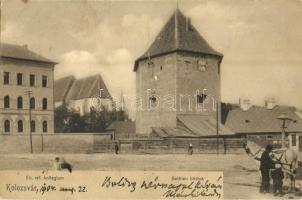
[292,134,296,146]
[43,121,48,132]
[148,62,154,78]
[149,96,158,108]
[42,75,48,87]
[17,96,23,109]
[4,96,10,108]
[160,66,163,71]
[17,73,23,85]
[30,97,35,109]
[197,59,207,72]
[42,98,47,110]
[185,61,191,73]
[4,72,9,84]
[18,120,23,133]
[30,74,35,86]
[4,120,10,133]
[31,120,36,132]
[197,94,207,104]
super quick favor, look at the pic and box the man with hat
[259,144,274,193]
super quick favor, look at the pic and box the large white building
[0,43,57,134]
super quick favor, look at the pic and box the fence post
[223,137,226,154]
[144,141,147,153]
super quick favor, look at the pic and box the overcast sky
[1,0,302,118]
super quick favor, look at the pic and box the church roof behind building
[134,9,223,71]
[65,74,111,101]
[54,75,75,102]
[0,43,56,64]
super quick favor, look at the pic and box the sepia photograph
[0,0,302,199]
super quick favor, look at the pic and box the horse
[244,140,298,192]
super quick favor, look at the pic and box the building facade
[224,104,302,148]
[0,43,56,134]
[134,9,225,135]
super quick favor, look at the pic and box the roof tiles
[0,43,56,64]
[134,9,222,71]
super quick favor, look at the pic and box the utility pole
[26,90,33,154]
[281,120,286,148]
[0,0,3,45]
[216,101,219,155]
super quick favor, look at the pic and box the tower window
[197,59,207,72]
[198,65,206,72]
[185,61,191,73]
[197,94,207,104]
[4,72,9,84]
[149,96,157,108]
[160,66,163,71]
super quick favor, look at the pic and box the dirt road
[0,154,300,199]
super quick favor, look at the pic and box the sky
[1,0,302,118]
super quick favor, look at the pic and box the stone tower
[134,9,224,135]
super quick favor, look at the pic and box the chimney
[186,17,191,32]
[240,99,252,111]
[265,98,276,110]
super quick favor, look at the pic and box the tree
[54,104,130,133]
[54,103,72,133]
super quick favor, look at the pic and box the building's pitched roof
[177,115,234,136]
[0,43,56,64]
[151,126,196,138]
[107,121,135,133]
[65,74,111,101]
[134,9,222,71]
[54,75,75,102]
[225,106,302,133]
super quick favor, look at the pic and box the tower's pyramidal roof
[134,9,222,71]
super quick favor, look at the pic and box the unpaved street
[0,154,300,199]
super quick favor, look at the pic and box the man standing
[259,144,274,193]
[188,144,193,155]
[114,142,119,155]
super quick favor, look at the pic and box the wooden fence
[93,137,246,154]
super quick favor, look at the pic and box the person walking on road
[114,142,119,155]
[188,143,193,155]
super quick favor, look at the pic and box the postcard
[0,0,301,199]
